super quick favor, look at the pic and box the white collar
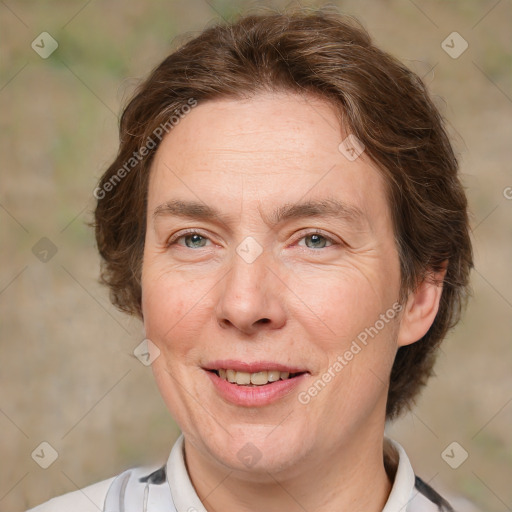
[166,434,207,512]
[382,438,417,512]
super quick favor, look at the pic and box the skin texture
[141,91,445,512]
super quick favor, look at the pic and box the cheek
[288,265,400,405]
[287,265,390,347]
[141,263,207,353]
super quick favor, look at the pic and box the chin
[193,421,313,477]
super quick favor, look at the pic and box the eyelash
[166,229,340,250]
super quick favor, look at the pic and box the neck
[184,431,392,512]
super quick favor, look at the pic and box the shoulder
[25,462,165,512]
[26,476,116,512]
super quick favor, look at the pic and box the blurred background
[1,1,511,511]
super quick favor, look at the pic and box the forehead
[147,91,390,229]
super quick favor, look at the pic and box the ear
[397,262,448,348]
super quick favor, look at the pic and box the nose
[215,246,287,335]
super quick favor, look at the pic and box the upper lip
[203,360,309,374]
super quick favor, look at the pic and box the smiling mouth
[208,369,305,386]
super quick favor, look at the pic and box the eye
[166,229,339,251]
[296,231,336,249]
[166,230,212,249]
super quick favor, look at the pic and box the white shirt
[26,435,452,512]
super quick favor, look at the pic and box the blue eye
[183,234,208,248]
[298,233,334,249]
[168,231,211,248]
[167,230,337,250]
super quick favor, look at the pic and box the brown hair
[94,8,473,419]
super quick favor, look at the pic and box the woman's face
[141,91,404,475]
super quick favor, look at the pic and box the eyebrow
[153,198,368,229]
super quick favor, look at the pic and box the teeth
[250,371,268,385]
[267,370,280,382]
[235,371,251,385]
[216,369,296,386]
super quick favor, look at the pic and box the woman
[28,8,472,512]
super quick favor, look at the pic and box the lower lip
[206,371,307,407]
